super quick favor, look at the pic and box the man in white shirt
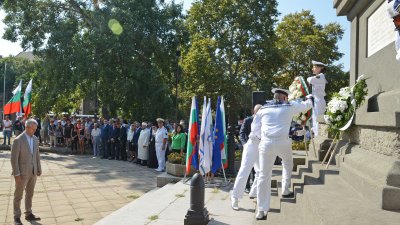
[3,115,13,145]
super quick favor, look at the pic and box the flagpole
[3,62,6,120]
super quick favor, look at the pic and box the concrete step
[302,175,400,225]
[95,182,189,225]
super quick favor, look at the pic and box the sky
[0,0,350,70]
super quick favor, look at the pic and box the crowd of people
[3,114,188,172]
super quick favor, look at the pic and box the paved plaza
[0,150,158,225]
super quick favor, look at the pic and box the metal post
[184,173,209,225]
[3,62,6,120]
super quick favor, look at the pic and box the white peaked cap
[312,60,326,67]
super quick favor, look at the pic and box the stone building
[316,0,400,211]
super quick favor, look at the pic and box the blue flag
[211,96,224,173]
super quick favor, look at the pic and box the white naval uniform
[155,126,168,170]
[231,123,261,199]
[253,99,313,212]
[307,73,327,136]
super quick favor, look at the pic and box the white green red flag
[23,79,32,118]
[4,80,22,115]
[185,96,199,174]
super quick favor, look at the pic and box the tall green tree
[181,0,280,122]
[275,10,344,87]
[2,0,186,120]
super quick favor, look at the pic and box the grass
[175,193,185,198]
[211,188,219,193]
[126,194,140,199]
[148,215,159,221]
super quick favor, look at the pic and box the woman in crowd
[77,119,85,154]
[91,123,101,158]
[55,121,64,147]
[170,124,186,155]
[71,123,78,154]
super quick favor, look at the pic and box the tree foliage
[181,0,280,119]
[2,0,185,120]
[275,10,344,87]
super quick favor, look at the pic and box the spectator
[48,119,57,147]
[119,121,128,161]
[138,122,151,166]
[91,123,101,158]
[147,123,158,169]
[132,121,142,163]
[71,124,78,154]
[110,120,120,160]
[3,115,12,145]
[155,118,168,172]
[13,117,24,137]
[64,119,74,147]
[77,119,85,154]
[34,116,42,144]
[171,124,186,155]
[101,119,111,159]
[55,121,64,146]
[41,114,50,145]
[127,123,135,162]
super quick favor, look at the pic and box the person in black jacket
[110,120,120,160]
[119,121,128,161]
[239,112,255,193]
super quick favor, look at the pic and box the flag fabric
[23,79,33,118]
[212,96,225,173]
[199,97,213,175]
[185,96,199,174]
[220,96,228,169]
[4,81,22,115]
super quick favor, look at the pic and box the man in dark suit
[11,119,42,225]
[109,120,120,160]
[132,121,142,164]
[239,109,256,193]
[101,119,111,159]
[119,120,128,161]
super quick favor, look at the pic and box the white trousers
[155,143,166,170]
[257,138,293,212]
[232,139,260,199]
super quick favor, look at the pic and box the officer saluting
[252,88,313,220]
[307,60,328,136]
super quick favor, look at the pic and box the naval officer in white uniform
[253,88,313,220]
[307,60,328,136]
[231,104,262,210]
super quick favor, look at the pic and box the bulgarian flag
[23,79,33,118]
[220,96,228,169]
[185,96,199,174]
[4,80,22,115]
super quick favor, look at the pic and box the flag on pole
[23,79,33,118]
[185,96,199,174]
[199,97,213,175]
[212,96,225,173]
[4,81,22,115]
[220,96,228,169]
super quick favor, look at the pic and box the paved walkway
[0,150,158,225]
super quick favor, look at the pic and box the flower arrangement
[324,75,368,134]
[288,76,312,125]
[167,152,186,165]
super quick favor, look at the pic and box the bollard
[184,173,209,225]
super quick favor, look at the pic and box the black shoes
[281,192,294,198]
[25,213,41,221]
[14,218,23,225]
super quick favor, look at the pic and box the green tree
[275,10,344,87]
[181,0,280,121]
[2,0,186,120]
